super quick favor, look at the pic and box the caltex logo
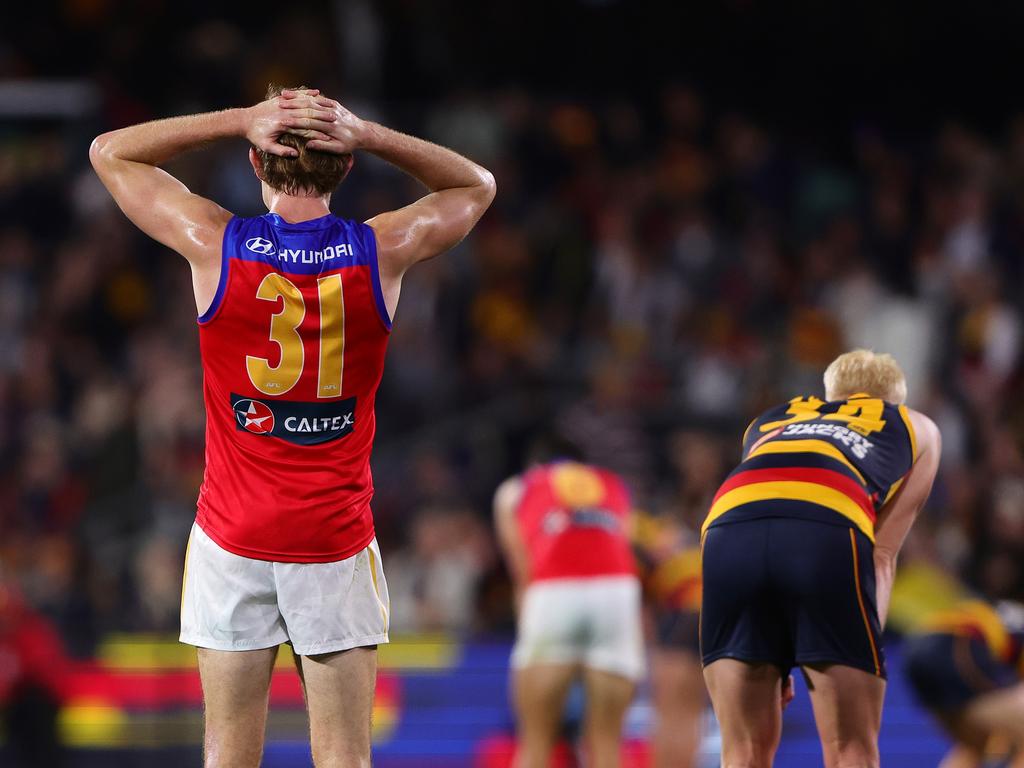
[245,236,276,255]
[234,399,275,435]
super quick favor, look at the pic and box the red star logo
[234,399,275,435]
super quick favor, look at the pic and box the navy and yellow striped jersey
[702,393,917,542]
[632,512,702,613]
[923,600,1024,674]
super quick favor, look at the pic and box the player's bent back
[700,349,941,768]
[702,391,916,676]
[511,461,643,680]
[495,456,645,768]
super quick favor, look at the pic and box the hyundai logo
[245,237,276,255]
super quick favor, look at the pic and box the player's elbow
[480,168,497,198]
[89,131,126,172]
[88,134,113,169]
[910,410,942,460]
[474,168,497,209]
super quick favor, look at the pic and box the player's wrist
[235,106,258,140]
[356,121,387,153]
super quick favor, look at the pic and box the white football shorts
[180,523,390,656]
[511,575,645,681]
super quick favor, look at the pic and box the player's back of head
[255,84,352,196]
[526,432,586,468]
[823,348,907,404]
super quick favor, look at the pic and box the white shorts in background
[511,575,645,681]
[180,523,389,656]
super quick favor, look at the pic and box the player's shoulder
[221,213,268,245]
[224,213,376,258]
[493,474,525,516]
[534,460,631,508]
[760,399,795,419]
[557,461,629,495]
[901,406,940,457]
[750,397,807,426]
[230,213,371,235]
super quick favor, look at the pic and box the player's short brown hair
[255,84,352,196]
[823,349,908,404]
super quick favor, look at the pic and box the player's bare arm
[291,98,496,314]
[872,409,942,626]
[493,476,529,607]
[88,90,336,308]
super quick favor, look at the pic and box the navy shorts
[903,633,1019,714]
[655,609,701,653]
[700,516,885,678]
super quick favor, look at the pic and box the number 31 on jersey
[245,273,345,398]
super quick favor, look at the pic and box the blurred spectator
[386,508,494,633]
[0,578,67,767]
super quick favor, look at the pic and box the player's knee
[311,735,372,768]
[204,738,263,768]
[721,738,776,768]
[311,747,371,768]
[824,739,879,768]
[721,756,772,768]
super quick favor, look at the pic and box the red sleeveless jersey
[195,213,391,562]
[516,461,637,583]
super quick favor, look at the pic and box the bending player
[494,439,644,768]
[700,349,941,768]
[904,598,1024,768]
[90,87,495,767]
[632,512,706,767]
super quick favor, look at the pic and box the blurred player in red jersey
[494,438,643,768]
[701,350,941,768]
[90,87,495,767]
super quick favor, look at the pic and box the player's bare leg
[802,664,885,768]
[936,744,984,768]
[650,649,704,768]
[581,667,635,768]
[295,647,377,768]
[197,647,278,768]
[513,663,577,768]
[946,683,1024,768]
[703,659,784,768]
[929,710,989,768]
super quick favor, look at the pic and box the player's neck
[265,191,332,224]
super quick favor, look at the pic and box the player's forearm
[90,109,248,167]
[360,122,495,199]
[873,551,897,628]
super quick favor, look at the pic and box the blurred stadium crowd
[2,3,1024,678]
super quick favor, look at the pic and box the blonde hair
[823,349,908,404]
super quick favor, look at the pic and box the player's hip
[903,632,1020,714]
[703,486,876,542]
[512,575,644,680]
[700,516,884,677]
[179,522,389,656]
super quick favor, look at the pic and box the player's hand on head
[298,97,369,155]
[245,90,336,158]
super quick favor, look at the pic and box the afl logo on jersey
[234,399,275,434]
[245,236,276,255]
